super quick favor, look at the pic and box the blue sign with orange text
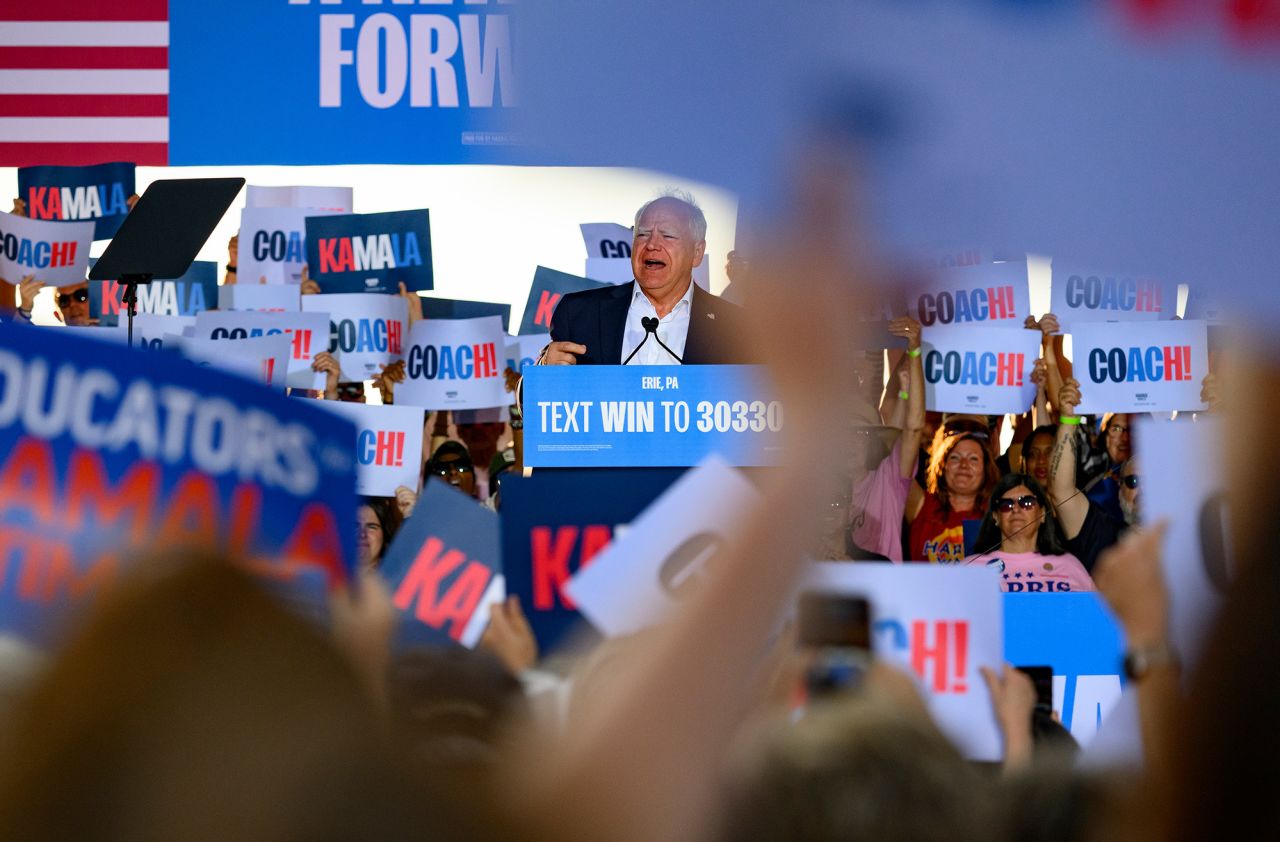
[0,326,359,643]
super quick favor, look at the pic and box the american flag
[0,0,168,166]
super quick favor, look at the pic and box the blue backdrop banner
[523,365,784,468]
[169,1,517,165]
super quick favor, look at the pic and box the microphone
[622,316,683,365]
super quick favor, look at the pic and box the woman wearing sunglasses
[965,473,1094,592]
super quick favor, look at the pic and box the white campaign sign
[1139,417,1226,668]
[173,332,290,391]
[565,456,762,637]
[1073,320,1209,414]
[245,185,353,212]
[908,259,1031,330]
[302,293,408,382]
[920,324,1040,413]
[802,563,1005,762]
[237,206,342,285]
[193,310,332,390]
[104,314,195,350]
[580,222,632,259]
[504,334,546,376]
[322,402,425,496]
[218,283,301,312]
[1049,263,1176,331]
[0,210,93,287]
[397,316,509,410]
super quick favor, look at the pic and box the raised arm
[888,316,925,478]
[1050,377,1088,539]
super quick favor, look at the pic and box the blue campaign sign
[501,468,686,652]
[304,210,433,294]
[18,162,136,241]
[523,365,784,468]
[420,296,512,333]
[89,260,219,326]
[379,480,504,649]
[518,266,612,335]
[168,1,517,166]
[0,326,359,645]
[1003,593,1126,745]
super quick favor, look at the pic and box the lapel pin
[706,312,716,320]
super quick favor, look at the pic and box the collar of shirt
[620,281,694,365]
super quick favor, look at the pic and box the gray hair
[634,189,707,241]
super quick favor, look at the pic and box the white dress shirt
[620,281,693,365]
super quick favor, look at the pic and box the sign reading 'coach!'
[1050,263,1176,331]
[238,206,343,285]
[305,209,433,294]
[193,311,333,391]
[920,325,1040,414]
[0,327,359,643]
[398,315,508,410]
[909,260,1030,329]
[303,293,408,382]
[18,162,136,241]
[0,210,93,288]
[322,402,424,497]
[1073,320,1209,414]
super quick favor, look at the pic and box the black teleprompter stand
[89,178,245,349]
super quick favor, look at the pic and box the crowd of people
[0,173,1248,840]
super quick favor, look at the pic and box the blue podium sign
[522,365,783,467]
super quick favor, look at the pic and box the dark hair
[1024,425,1058,452]
[426,440,473,472]
[973,473,1069,556]
[927,431,1001,514]
[360,496,404,562]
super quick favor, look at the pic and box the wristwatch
[1122,642,1179,682]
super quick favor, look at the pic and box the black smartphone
[1016,665,1054,712]
[797,592,872,698]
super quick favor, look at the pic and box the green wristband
[1058,416,1082,426]
[907,347,922,358]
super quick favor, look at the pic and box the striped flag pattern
[0,0,168,166]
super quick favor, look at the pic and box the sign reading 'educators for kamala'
[1072,320,1209,415]
[920,325,1040,414]
[523,365,784,468]
[0,326,359,642]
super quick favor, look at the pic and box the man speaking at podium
[541,193,751,366]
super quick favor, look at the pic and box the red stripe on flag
[0,95,168,117]
[0,142,167,166]
[0,47,168,69]
[0,0,167,21]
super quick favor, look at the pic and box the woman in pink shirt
[964,474,1094,592]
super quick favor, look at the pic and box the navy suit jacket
[548,281,755,365]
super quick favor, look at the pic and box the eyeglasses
[429,461,474,477]
[994,495,1040,513]
[337,383,365,401]
[1121,475,1139,490]
[1108,424,1130,436]
[57,288,89,308]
